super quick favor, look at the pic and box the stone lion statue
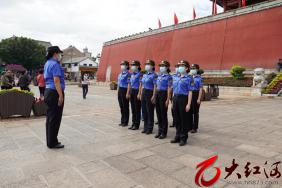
[253,68,267,88]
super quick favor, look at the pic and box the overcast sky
[0,0,222,56]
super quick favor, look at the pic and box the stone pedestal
[251,87,262,97]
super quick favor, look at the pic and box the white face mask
[58,54,63,61]
[178,66,186,74]
[145,65,152,72]
[175,68,179,74]
[159,67,167,73]
[121,65,126,71]
[131,66,137,72]
[190,69,197,75]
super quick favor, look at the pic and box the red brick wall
[97,6,282,81]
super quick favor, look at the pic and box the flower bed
[203,77,253,87]
[0,88,34,118]
[32,98,47,116]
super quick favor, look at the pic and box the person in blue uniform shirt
[128,60,142,130]
[44,46,65,149]
[190,64,203,133]
[138,59,157,135]
[170,64,179,128]
[171,60,193,146]
[117,60,131,127]
[155,60,172,139]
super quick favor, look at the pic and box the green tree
[0,37,46,70]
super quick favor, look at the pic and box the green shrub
[0,88,34,96]
[230,65,246,80]
[198,69,204,75]
[265,72,277,84]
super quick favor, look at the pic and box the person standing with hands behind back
[171,60,193,146]
[44,46,65,149]
[117,60,131,127]
[138,59,157,135]
[190,64,203,133]
[128,60,142,130]
[155,60,172,139]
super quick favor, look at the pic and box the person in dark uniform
[128,60,142,130]
[118,60,131,127]
[170,64,179,128]
[171,60,193,146]
[155,60,172,139]
[44,46,65,149]
[138,59,157,135]
[190,64,203,133]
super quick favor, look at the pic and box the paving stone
[43,167,92,188]
[0,85,281,187]
[139,155,184,174]
[235,144,280,158]
[85,167,137,188]
[124,149,154,160]
[128,167,184,188]
[1,176,47,188]
[104,155,146,174]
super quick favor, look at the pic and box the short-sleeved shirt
[118,70,131,88]
[130,71,142,89]
[156,73,172,91]
[172,73,180,93]
[37,74,45,87]
[142,72,157,90]
[44,58,65,91]
[60,67,65,91]
[191,75,203,91]
[173,74,193,95]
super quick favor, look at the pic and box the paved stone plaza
[0,85,281,188]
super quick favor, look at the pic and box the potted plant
[32,97,47,116]
[0,88,34,118]
[110,81,117,90]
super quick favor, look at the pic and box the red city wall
[97,6,282,81]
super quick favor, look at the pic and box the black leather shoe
[122,124,128,127]
[159,135,166,139]
[53,143,64,149]
[191,129,198,133]
[179,140,187,146]
[169,125,175,127]
[155,122,159,125]
[119,123,124,126]
[170,139,180,143]
[146,130,152,135]
[132,127,139,130]
[155,134,161,138]
[128,126,134,130]
[141,130,146,133]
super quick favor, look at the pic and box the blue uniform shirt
[118,70,131,88]
[156,73,172,91]
[191,75,203,91]
[173,74,193,95]
[60,67,65,91]
[130,71,142,89]
[142,72,157,90]
[172,73,180,93]
[44,58,65,91]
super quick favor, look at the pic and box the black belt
[174,94,188,97]
[157,90,167,93]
